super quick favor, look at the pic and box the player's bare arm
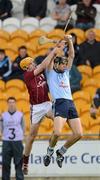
[34,47,58,76]
[64,35,75,69]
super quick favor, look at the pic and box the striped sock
[47,146,54,156]
[59,146,67,155]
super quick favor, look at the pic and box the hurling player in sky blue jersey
[44,35,83,168]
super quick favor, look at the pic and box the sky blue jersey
[46,69,73,101]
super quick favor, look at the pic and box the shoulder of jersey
[16,111,24,116]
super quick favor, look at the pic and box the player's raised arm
[64,35,75,70]
[34,47,58,76]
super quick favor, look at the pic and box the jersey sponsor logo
[59,81,69,88]
[37,81,46,88]
[37,75,46,88]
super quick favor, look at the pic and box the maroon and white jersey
[24,71,50,105]
[2,111,24,141]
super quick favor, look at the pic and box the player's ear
[54,63,59,69]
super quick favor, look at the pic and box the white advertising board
[0,140,100,177]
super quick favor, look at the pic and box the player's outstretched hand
[64,35,73,42]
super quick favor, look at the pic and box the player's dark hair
[0,49,5,54]
[53,56,68,73]
[34,56,45,65]
[54,56,68,65]
[18,46,27,51]
[7,97,16,102]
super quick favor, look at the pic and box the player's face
[27,62,36,71]
[59,0,67,5]
[58,62,67,71]
[19,48,27,58]
[83,0,91,6]
[0,53,5,61]
[87,31,95,41]
[7,100,16,112]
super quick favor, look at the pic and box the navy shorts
[53,98,78,119]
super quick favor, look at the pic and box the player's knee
[30,128,38,138]
[75,131,83,139]
[54,129,61,137]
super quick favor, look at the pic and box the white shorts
[30,101,52,124]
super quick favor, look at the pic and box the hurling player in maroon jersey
[20,47,59,175]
